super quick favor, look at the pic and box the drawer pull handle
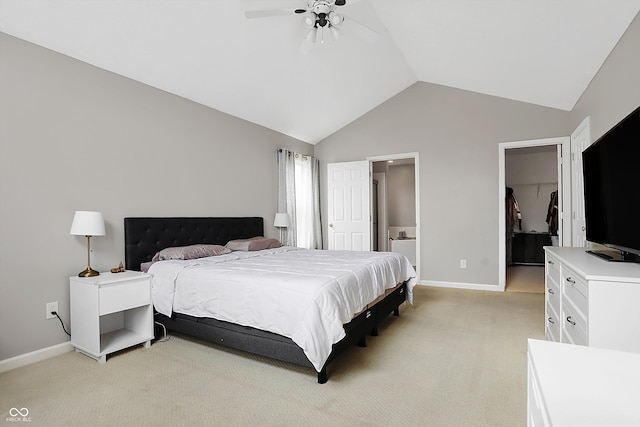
[566,277,576,285]
[547,317,555,325]
[566,316,576,326]
[547,288,555,295]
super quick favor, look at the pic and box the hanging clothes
[506,187,522,233]
[546,190,558,235]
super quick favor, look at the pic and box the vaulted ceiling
[1,1,639,144]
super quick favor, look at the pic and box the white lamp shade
[70,211,105,236]
[274,213,290,228]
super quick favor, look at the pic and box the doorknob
[582,226,586,231]
[329,223,334,227]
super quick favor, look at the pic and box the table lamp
[70,211,105,277]
[274,213,290,244]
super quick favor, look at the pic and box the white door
[327,161,371,251]
[571,117,591,247]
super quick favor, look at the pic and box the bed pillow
[152,244,231,261]
[140,261,155,272]
[225,236,282,251]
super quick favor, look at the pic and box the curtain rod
[278,148,314,159]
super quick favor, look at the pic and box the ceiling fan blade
[341,16,379,43]
[337,0,361,6]
[245,9,297,19]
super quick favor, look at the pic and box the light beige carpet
[506,265,545,293]
[1,286,544,427]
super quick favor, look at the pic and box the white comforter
[149,247,416,371]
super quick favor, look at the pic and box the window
[277,149,321,249]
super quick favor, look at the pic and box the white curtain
[277,149,297,247]
[278,149,322,249]
[310,155,322,248]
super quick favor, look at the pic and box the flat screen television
[582,105,640,263]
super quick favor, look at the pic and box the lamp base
[78,267,100,277]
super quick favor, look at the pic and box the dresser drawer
[561,266,588,318]
[562,299,587,346]
[545,254,561,285]
[545,301,560,342]
[545,275,560,320]
[100,279,150,315]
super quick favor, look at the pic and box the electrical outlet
[46,301,58,320]
[460,259,467,269]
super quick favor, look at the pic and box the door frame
[372,172,387,251]
[498,137,570,291]
[367,152,420,280]
[570,116,591,247]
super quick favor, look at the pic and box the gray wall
[387,164,416,227]
[314,83,571,286]
[0,33,312,360]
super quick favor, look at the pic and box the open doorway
[498,137,569,292]
[504,146,558,293]
[368,153,420,279]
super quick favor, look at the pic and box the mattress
[149,246,416,371]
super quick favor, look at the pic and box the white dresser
[528,339,640,427]
[544,246,640,353]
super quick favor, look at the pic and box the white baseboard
[419,280,502,292]
[0,341,74,374]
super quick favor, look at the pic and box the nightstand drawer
[100,279,150,315]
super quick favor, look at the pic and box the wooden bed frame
[124,216,408,383]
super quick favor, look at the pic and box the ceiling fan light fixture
[303,15,316,28]
[317,13,328,27]
[245,0,379,45]
[312,2,331,15]
[330,13,344,27]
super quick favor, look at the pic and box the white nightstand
[70,270,154,363]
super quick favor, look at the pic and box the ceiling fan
[245,0,379,44]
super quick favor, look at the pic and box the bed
[124,217,416,383]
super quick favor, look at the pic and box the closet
[506,147,558,267]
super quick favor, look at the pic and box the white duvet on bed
[149,247,416,371]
